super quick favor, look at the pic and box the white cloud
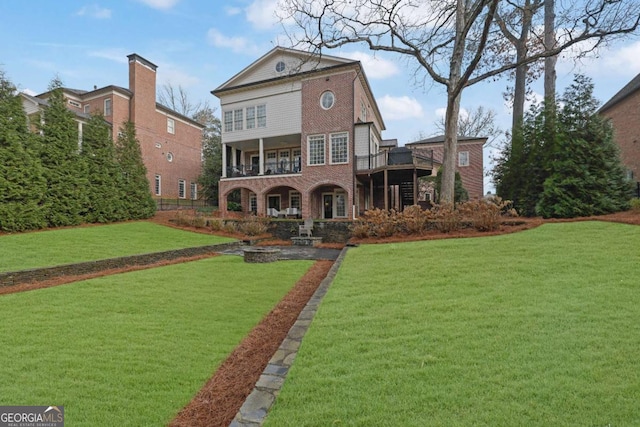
[76,4,112,19]
[378,95,424,120]
[560,40,640,79]
[22,88,38,96]
[434,107,469,120]
[136,0,180,10]
[157,65,200,88]
[341,51,399,79]
[207,28,260,55]
[245,0,280,30]
[225,6,242,16]
[88,48,129,64]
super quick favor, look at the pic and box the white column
[221,143,227,178]
[259,138,265,175]
[231,147,237,168]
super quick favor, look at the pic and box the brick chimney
[127,53,157,124]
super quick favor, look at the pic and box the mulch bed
[4,209,639,426]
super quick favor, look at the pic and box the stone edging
[230,246,350,426]
[0,242,243,288]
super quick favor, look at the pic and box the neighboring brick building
[599,74,640,196]
[21,54,204,200]
[406,135,486,201]
[212,47,482,219]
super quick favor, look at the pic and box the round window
[321,91,335,109]
[167,152,174,162]
[275,61,286,72]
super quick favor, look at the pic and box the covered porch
[222,133,302,178]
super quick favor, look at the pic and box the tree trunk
[544,0,557,102]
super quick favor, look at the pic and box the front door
[323,194,333,219]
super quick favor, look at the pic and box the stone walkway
[221,245,342,261]
[229,247,349,426]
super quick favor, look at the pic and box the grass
[0,221,235,272]
[265,221,640,426]
[0,256,314,426]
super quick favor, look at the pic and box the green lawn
[0,256,314,426]
[0,221,235,272]
[266,221,640,426]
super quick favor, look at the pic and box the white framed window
[233,109,243,131]
[275,61,286,72]
[279,149,290,172]
[246,106,256,129]
[257,104,266,127]
[166,152,174,162]
[267,194,281,210]
[289,191,301,210]
[330,132,348,164]
[167,117,175,134]
[265,151,277,173]
[68,100,81,108]
[336,192,346,218]
[320,91,335,109]
[178,179,186,199]
[458,151,469,167]
[154,174,161,196]
[249,192,257,213]
[84,104,90,114]
[293,148,301,172]
[190,182,197,200]
[104,98,112,116]
[308,135,325,165]
[360,101,367,122]
[223,111,233,132]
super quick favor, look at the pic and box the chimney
[127,53,158,123]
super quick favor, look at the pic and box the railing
[155,198,217,211]
[226,158,302,178]
[355,150,433,171]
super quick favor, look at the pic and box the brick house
[406,135,486,201]
[212,47,482,219]
[21,54,205,200]
[599,74,640,195]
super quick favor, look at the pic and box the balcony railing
[226,158,302,178]
[355,149,433,171]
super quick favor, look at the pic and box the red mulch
[4,209,639,426]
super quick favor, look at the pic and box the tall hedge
[115,121,155,219]
[0,71,46,231]
[38,80,89,227]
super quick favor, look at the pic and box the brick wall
[601,92,640,185]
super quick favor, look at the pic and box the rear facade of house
[21,54,204,201]
[213,47,440,220]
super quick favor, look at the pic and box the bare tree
[158,83,205,117]
[279,0,640,203]
[434,105,501,146]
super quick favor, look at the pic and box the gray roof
[406,135,487,145]
[599,72,640,113]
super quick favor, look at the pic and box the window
[246,106,256,129]
[84,104,90,114]
[233,109,243,131]
[275,61,286,72]
[257,104,266,128]
[308,135,325,165]
[104,98,112,116]
[154,174,161,196]
[167,118,175,134]
[336,192,346,217]
[178,179,186,199]
[166,152,173,162]
[458,151,470,167]
[68,100,81,108]
[320,91,335,109]
[290,191,301,210]
[265,151,277,173]
[330,132,348,164]
[224,111,233,132]
[190,182,198,200]
[249,193,257,213]
[293,148,302,172]
[279,150,290,172]
[361,101,367,122]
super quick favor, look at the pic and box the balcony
[226,158,302,178]
[356,148,434,172]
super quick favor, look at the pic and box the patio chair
[299,218,314,237]
[286,207,299,218]
[267,208,280,218]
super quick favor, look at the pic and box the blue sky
[2,0,640,190]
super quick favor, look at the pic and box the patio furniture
[267,208,280,217]
[286,207,299,218]
[299,218,314,237]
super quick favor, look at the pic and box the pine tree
[536,75,632,217]
[115,121,155,219]
[81,113,126,223]
[0,71,46,231]
[38,79,88,227]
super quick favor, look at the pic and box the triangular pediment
[213,46,356,94]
